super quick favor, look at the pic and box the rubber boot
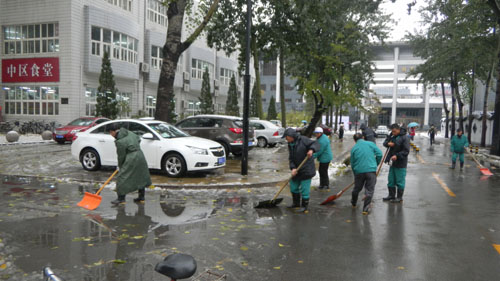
[391,189,404,203]
[134,188,145,203]
[111,195,126,205]
[296,198,309,213]
[287,193,300,209]
[449,161,456,169]
[460,162,464,171]
[351,193,359,208]
[362,196,372,215]
[383,187,396,201]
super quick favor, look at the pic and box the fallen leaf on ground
[240,246,249,251]
[273,266,281,270]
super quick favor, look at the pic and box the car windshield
[377,126,387,130]
[68,118,94,126]
[148,123,189,138]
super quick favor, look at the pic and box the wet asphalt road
[0,136,500,280]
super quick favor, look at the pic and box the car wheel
[162,153,187,178]
[257,137,268,148]
[80,148,101,171]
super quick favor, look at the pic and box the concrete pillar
[424,84,430,128]
[391,47,399,124]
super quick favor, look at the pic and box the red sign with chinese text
[2,57,60,83]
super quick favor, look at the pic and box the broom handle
[466,150,483,168]
[271,157,309,201]
[377,148,390,176]
[96,170,119,196]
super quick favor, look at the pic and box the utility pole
[241,0,252,175]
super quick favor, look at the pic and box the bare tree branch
[181,0,220,52]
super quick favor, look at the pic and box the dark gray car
[176,115,256,156]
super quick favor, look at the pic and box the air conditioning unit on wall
[214,90,219,97]
[181,100,188,109]
[183,71,190,81]
[183,84,190,92]
[214,80,220,89]
[140,63,150,73]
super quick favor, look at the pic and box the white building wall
[1,0,252,125]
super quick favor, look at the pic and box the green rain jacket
[313,134,333,163]
[350,139,383,175]
[450,134,469,153]
[115,128,152,196]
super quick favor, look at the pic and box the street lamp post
[241,0,252,175]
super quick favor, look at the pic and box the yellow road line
[493,244,500,255]
[432,172,456,197]
[416,154,426,164]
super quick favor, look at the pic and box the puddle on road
[0,175,284,281]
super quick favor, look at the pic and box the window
[148,0,168,27]
[262,61,277,76]
[250,122,265,130]
[177,118,199,128]
[85,87,98,116]
[128,122,153,136]
[191,59,214,80]
[105,0,132,12]
[261,98,267,102]
[146,95,156,117]
[220,68,236,86]
[261,84,266,91]
[285,98,292,103]
[3,23,59,55]
[3,86,59,116]
[91,26,138,64]
[271,84,276,91]
[117,92,132,118]
[151,45,163,70]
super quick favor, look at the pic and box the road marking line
[432,172,456,197]
[493,244,500,255]
[416,154,426,164]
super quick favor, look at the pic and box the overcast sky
[380,0,426,41]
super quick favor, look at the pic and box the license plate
[218,157,226,165]
[249,142,254,146]
[56,135,64,139]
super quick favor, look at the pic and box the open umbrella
[407,122,419,128]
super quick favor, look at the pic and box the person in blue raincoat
[450,128,469,170]
[313,127,333,190]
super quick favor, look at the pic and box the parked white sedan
[71,119,226,177]
[250,120,286,148]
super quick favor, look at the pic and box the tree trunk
[454,74,464,133]
[279,53,286,127]
[155,0,219,123]
[251,38,263,119]
[451,75,456,137]
[468,65,475,144]
[303,91,325,137]
[441,82,450,138]
[482,52,496,147]
[492,46,500,155]
[334,106,339,133]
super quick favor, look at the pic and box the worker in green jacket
[450,128,469,170]
[313,127,333,190]
[350,133,383,214]
[109,123,152,205]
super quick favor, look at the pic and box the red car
[53,117,109,144]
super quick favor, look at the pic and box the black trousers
[352,172,377,199]
[319,162,330,187]
[430,135,435,145]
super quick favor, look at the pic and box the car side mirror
[142,133,154,140]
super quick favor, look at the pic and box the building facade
[363,41,448,128]
[0,0,252,125]
[260,60,305,114]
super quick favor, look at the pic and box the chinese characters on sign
[2,58,59,83]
